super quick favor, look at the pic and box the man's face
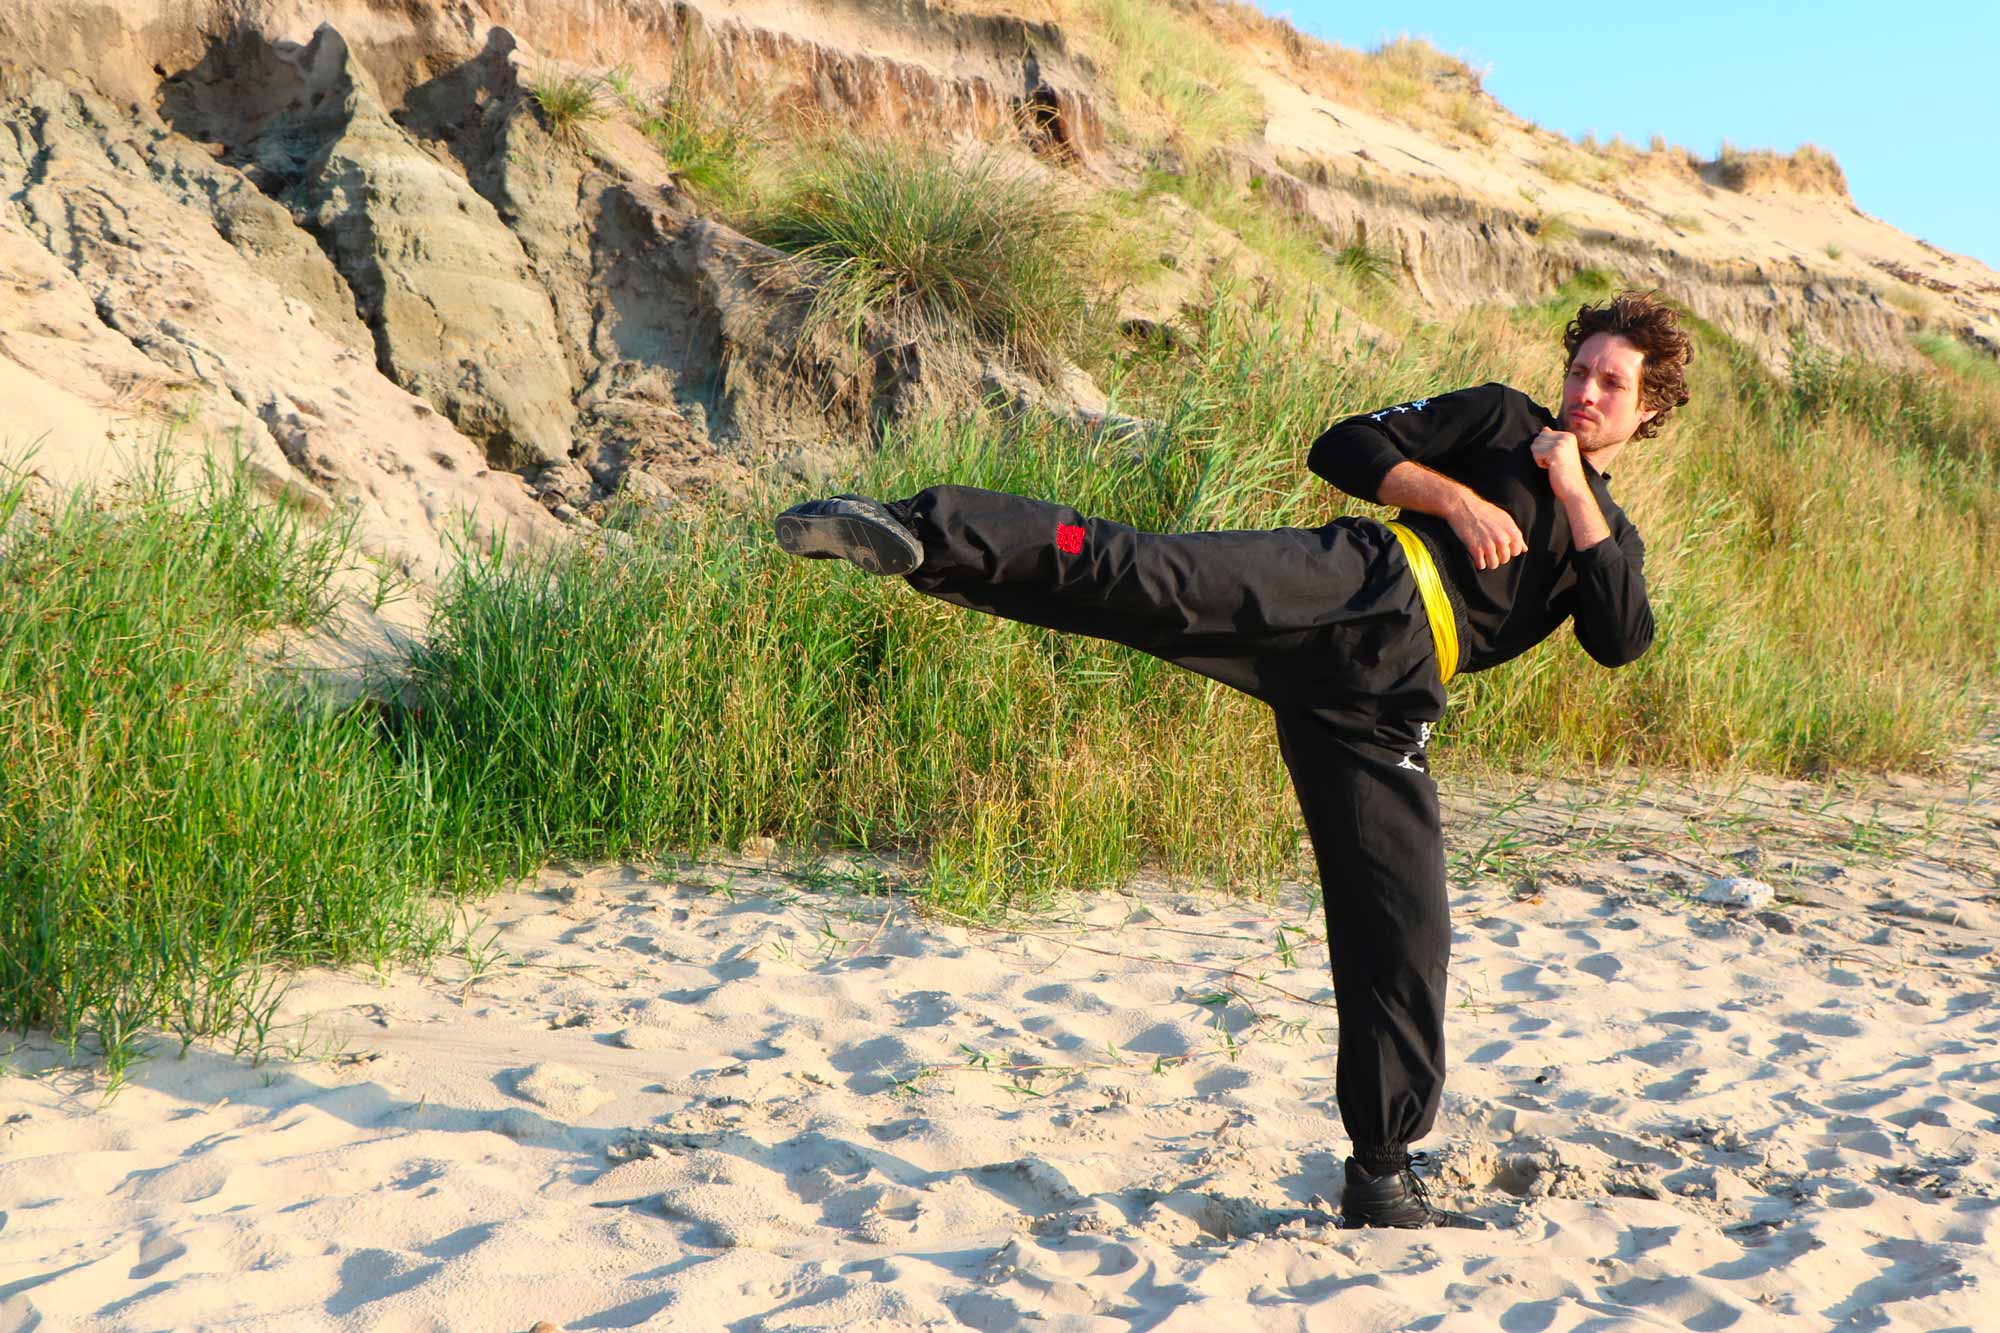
[1561,332,1657,453]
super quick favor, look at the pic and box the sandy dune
[4,748,1997,1331]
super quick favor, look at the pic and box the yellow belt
[1385,521,1459,685]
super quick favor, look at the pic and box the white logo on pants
[1397,720,1435,772]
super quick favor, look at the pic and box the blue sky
[1272,1,1998,269]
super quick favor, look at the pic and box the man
[773,291,1692,1229]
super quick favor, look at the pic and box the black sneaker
[772,494,925,576]
[1339,1153,1490,1230]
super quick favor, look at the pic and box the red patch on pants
[1055,523,1086,555]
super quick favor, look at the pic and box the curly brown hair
[1563,291,1693,442]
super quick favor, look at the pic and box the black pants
[889,486,1451,1167]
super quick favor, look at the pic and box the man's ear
[1637,405,1659,425]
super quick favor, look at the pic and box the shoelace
[1401,1151,1440,1215]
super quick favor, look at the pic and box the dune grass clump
[641,41,762,203]
[1448,93,1494,144]
[529,70,607,149]
[1532,211,1578,245]
[1301,36,1491,135]
[749,136,1100,373]
[0,455,477,1083]
[1711,139,1848,196]
[1330,238,1397,289]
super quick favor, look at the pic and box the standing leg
[1271,701,1485,1228]
[1273,707,1450,1165]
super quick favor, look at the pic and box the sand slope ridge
[3,746,1998,1330]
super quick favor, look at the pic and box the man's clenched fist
[1448,492,1527,572]
[1531,428,1589,498]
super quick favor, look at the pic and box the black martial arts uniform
[886,381,1654,1171]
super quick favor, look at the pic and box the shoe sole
[773,511,921,576]
[1338,1212,1490,1231]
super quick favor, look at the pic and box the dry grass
[1044,0,1264,159]
[1204,14,1499,139]
[1334,36,1491,130]
[1883,284,1932,317]
[1711,140,1849,196]
[1447,92,1495,144]
[1537,152,1582,184]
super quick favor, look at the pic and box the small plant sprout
[889,1067,937,1098]
[458,923,510,991]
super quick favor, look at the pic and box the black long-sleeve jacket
[1308,381,1655,675]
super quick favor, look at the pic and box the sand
[3,747,1997,1331]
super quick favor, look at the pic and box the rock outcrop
[161,25,581,470]
[0,71,557,573]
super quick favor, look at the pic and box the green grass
[0,453,485,1086]
[528,71,606,149]
[747,136,1102,374]
[1913,328,2000,390]
[1330,239,1397,290]
[1533,211,1578,245]
[640,42,760,204]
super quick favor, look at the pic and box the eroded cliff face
[1,0,1993,577]
[0,0,1122,574]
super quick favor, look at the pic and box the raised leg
[891,485,1404,701]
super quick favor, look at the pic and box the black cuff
[1353,1145,1411,1175]
[1571,537,1626,571]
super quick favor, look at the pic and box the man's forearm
[1375,461,1527,571]
[1555,482,1612,551]
[1375,461,1476,522]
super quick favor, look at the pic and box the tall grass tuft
[750,136,1099,373]
[1913,328,2000,391]
[642,41,761,202]
[1330,238,1397,290]
[395,408,1305,916]
[0,453,479,1082]
[529,71,606,149]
